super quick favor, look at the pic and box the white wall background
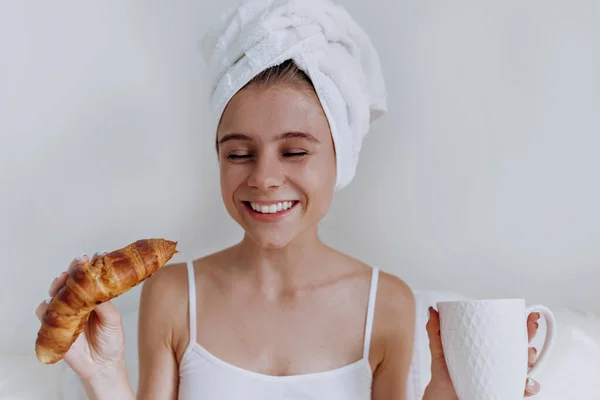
[1,0,599,356]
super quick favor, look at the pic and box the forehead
[217,85,331,141]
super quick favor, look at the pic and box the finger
[48,272,69,297]
[426,307,445,362]
[528,347,537,368]
[91,300,122,328]
[49,254,90,297]
[35,299,51,321]
[89,250,108,264]
[45,252,105,310]
[527,312,541,324]
[527,321,539,342]
[524,377,541,396]
[67,253,89,274]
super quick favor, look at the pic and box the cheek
[295,154,336,206]
[310,150,336,189]
[313,150,336,209]
[219,163,245,197]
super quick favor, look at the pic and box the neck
[233,227,333,296]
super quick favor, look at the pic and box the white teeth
[249,201,295,214]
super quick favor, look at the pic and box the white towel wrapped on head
[200,0,387,191]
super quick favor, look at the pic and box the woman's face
[216,84,336,249]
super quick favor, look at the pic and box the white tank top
[178,261,380,400]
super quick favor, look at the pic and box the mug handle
[525,304,556,378]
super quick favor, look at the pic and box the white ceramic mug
[436,298,556,400]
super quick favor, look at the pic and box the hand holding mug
[424,299,556,400]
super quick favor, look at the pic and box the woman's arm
[81,358,135,400]
[371,275,416,400]
[135,266,182,400]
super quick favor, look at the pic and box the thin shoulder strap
[186,260,197,344]
[363,266,380,359]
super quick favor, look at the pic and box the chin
[247,231,296,250]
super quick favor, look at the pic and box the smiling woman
[33,0,545,399]
[215,61,337,249]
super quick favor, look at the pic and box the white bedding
[4,292,600,400]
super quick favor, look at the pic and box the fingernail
[529,350,537,364]
[75,253,86,261]
[44,297,52,304]
[526,377,540,393]
[96,250,106,256]
[528,321,538,329]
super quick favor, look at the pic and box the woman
[35,1,543,399]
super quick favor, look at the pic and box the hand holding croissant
[35,238,178,365]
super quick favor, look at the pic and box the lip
[242,201,299,222]
[243,200,297,205]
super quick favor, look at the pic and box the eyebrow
[217,131,321,146]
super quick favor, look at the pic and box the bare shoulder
[332,251,415,332]
[140,261,189,305]
[138,262,190,341]
[364,270,416,386]
[376,270,415,316]
[371,270,416,365]
[136,262,190,398]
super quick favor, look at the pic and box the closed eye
[283,152,308,157]
[226,152,308,161]
[227,154,252,160]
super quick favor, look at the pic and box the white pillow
[60,311,139,399]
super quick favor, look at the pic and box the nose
[247,153,284,191]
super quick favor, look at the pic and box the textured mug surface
[437,299,555,400]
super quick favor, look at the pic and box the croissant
[35,238,178,364]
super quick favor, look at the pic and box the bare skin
[35,82,541,399]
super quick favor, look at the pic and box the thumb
[426,307,445,363]
[91,300,122,329]
[85,253,122,328]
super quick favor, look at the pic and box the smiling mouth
[243,201,299,214]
